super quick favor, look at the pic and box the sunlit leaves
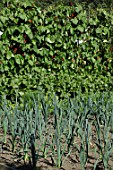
[24,25,33,39]
[0,0,113,99]
[71,17,78,25]
[45,36,55,44]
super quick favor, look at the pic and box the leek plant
[1,96,9,144]
[94,109,113,170]
[50,95,67,168]
[2,116,8,144]
[65,98,76,153]
[30,133,37,167]
[8,116,17,152]
[75,103,91,170]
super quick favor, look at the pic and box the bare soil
[0,123,113,170]
[0,137,113,170]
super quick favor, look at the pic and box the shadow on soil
[0,163,47,170]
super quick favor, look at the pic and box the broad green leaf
[18,26,25,33]
[1,32,7,39]
[28,60,33,66]
[76,4,83,12]
[24,25,33,39]
[18,9,27,21]
[33,45,39,54]
[89,18,94,25]
[0,21,3,27]
[71,18,78,25]
[96,28,102,34]
[49,51,54,56]
[6,51,12,59]
[76,25,84,32]
[103,27,109,35]
[18,91,24,96]
[22,1,32,8]
[33,67,39,72]
[45,37,55,43]
[4,66,9,71]
[38,26,47,33]
[15,58,20,65]
[0,16,8,24]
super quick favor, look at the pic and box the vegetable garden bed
[0,92,113,170]
[0,125,112,170]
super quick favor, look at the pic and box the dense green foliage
[0,0,113,101]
